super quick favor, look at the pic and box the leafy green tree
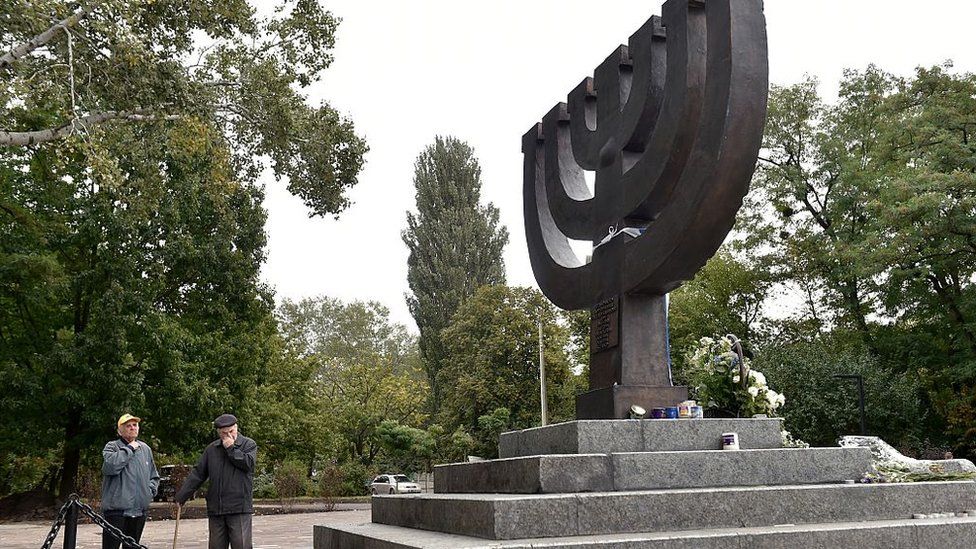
[374,420,436,474]
[748,66,976,353]
[0,119,276,498]
[246,336,329,474]
[1,0,367,217]
[668,249,773,370]
[274,297,428,467]
[473,407,512,458]
[744,65,976,452]
[866,66,976,359]
[324,362,428,466]
[744,74,885,349]
[277,297,418,371]
[435,424,476,465]
[0,1,366,496]
[438,285,580,456]
[564,309,591,379]
[869,67,976,455]
[402,136,508,411]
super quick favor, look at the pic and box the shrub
[75,467,102,505]
[337,461,372,497]
[755,339,924,447]
[0,455,53,498]
[252,471,277,499]
[314,465,342,511]
[273,461,309,503]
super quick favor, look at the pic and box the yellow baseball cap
[117,414,141,427]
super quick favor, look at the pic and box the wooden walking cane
[172,503,181,549]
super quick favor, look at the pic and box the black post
[833,374,867,435]
[856,375,866,436]
[62,501,78,549]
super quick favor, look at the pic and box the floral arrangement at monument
[685,335,785,418]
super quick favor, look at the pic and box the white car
[370,474,421,495]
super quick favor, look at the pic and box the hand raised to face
[218,424,238,448]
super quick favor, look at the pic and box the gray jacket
[101,438,160,517]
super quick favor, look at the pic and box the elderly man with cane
[176,413,258,549]
[101,413,159,549]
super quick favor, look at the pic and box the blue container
[665,406,679,419]
[651,407,667,419]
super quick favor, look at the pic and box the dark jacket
[101,438,160,517]
[175,434,256,515]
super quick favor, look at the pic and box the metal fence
[39,494,149,549]
[414,472,434,493]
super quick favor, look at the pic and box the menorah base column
[576,385,689,419]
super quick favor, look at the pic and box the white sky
[261,0,976,331]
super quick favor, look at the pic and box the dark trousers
[102,514,146,549]
[208,513,253,549]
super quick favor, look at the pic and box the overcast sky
[260,0,976,331]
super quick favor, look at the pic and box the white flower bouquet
[685,335,784,418]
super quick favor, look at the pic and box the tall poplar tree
[402,136,508,411]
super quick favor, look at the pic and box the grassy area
[255,496,371,504]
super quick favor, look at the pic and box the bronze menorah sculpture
[522,0,768,418]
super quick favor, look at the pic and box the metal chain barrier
[38,498,71,549]
[40,494,150,549]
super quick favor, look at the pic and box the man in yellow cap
[101,414,159,549]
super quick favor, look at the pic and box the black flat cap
[213,414,238,428]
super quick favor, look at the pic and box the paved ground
[0,505,370,549]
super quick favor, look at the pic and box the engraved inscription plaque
[590,297,619,353]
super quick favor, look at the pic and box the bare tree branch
[757,156,784,167]
[0,7,91,70]
[1,110,181,147]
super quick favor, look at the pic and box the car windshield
[392,475,410,483]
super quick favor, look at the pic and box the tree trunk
[57,408,83,499]
[929,274,976,356]
[44,464,60,494]
[839,278,878,354]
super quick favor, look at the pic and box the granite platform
[371,481,976,540]
[435,447,871,493]
[498,419,784,458]
[315,515,976,549]
[315,419,976,548]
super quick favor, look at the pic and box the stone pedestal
[575,384,688,419]
[315,419,976,548]
[583,294,689,419]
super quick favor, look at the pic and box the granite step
[371,481,976,540]
[315,515,976,549]
[435,447,872,493]
[499,419,784,458]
